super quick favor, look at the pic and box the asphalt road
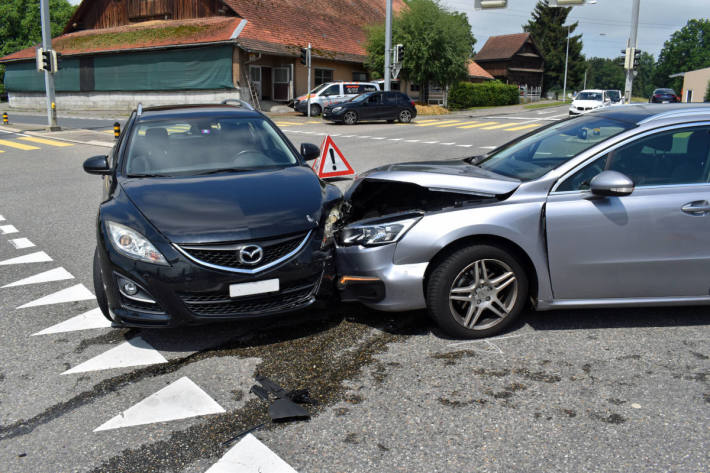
[0,106,708,472]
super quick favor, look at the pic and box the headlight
[322,207,341,248]
[339,214,421,247]
[106,221,168,265]
[332,106,343,112]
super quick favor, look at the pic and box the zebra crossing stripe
[0,139,40,150]
[505,123,541,131]
[438,121,479,128]
[459,121,498,129]
[18,136,73,147]
[482,122,521,130]
[416,120,460,127]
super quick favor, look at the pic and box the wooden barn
[474,33,544,92]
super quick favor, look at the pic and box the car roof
[137,104,262,121]
[578,89,605,94]
[593,103,710,125]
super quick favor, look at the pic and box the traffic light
[623,48,633,70]
[36,48,58,73]
[395,44,404,63]
[633,49,641,69]
[42,49,52,72]
[474,0,507,9]
[300,48,308,66]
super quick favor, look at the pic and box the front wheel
[93,248,113,323]
[343,111,358,125]
[398,109,413,123]
[310,104,322,116]
[426,245,528,338]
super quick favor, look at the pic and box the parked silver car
[336,104,710,338]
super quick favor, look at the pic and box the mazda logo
[238,245,263,265]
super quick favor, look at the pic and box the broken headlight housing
[339,213,422,247]
[321,207,342,248]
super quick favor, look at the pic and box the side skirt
[536,295,710,311]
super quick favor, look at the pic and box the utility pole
[562,25,570,101]
[384,0,392,91]
[40,0,59,130]
[624,0,641,103]
[306,43,312,118]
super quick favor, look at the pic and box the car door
[319,84,342,108]
[545,125,710,300]
[360,93,383,120]
[382,92,400,119]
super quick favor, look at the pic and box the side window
[361,84,378,93]
[557,127,710,191]
[384,92,398,105]
[321,84,340,97]
[367,93,381,104]
[344,84,360,95]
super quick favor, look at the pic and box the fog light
[122,281,138,295]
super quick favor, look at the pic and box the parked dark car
[322,91,417,125]
[83,102,342,328]
[650,88,680,103]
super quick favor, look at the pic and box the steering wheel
[232,148,263,162]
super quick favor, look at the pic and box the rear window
[344,84,360,95]
[397,94,412,105]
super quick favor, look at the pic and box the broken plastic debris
[251,375,313,422]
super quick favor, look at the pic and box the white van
[293,81,380,116]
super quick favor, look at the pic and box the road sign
[313,136,354,178]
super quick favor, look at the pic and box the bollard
[2,112,7,125]
[113,122,120,139]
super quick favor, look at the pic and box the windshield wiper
[191,167,259,176]
[465,155,487,165]
[127,173,169,178]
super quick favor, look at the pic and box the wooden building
[0,0,405,110]
[474,33,544,91]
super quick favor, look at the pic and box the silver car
[336,104,710,338]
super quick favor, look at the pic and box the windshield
[576,92,603,101]
[476,116,635,181]
[124,117,298,177]
[349,92,374,103]
[309,83,330,95]
[606,90,621,101]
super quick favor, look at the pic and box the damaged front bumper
[335,242,427,312]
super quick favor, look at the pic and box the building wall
[293,59,367,96]
[66,0,230,32]
[682,67,710,103]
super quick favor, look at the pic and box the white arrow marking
[0,215,4,221]
[17,283,94,309]
[94,377,225,431]
[205,434,299,473]
[2,267,74,288]
[32,308,111,336]
[9,238,35,249]
[0,251,53,265]
[62,336,167,374]
[0,225,19,235]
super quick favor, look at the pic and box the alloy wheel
[399,109,412,123]
[344,111,357,125]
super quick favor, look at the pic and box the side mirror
[83,155,111,175]
[590,170,634,197]
[300,143,320,161]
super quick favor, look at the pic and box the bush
[448,80,520,110]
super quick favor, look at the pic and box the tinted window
[397,93,412,106]
[384,92,398,105]
[367,93,382,104]
[361,84,378,93]
[558,127,710,191]
[477,116,634,181]
[125,117,298,176]
[321,84,340,96]
[314,68,333,86]
[344,84,360,95]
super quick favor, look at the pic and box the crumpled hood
[355,160,521,197]
[120,166,322,244]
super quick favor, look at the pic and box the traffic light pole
[306,43,312,118]
[40,0,59,130]
[624,0,641,103]
[384,0,392,91]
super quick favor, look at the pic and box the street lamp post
[562,25,570,101]
[624,0,641,102]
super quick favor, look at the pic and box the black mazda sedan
[322,91,417,125]
[83,102,342,327]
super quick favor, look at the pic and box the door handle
[681,200,710,215]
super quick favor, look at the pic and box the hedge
[448,80,520,109]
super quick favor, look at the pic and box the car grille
[178,275,320,317]
[177,231,311,272]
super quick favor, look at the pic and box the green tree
[365,0,476,103]
[654,19,710,93]
[0,0,76,95]
[585,57,625,90]
[523,0,585,95]
[633,51,657,99]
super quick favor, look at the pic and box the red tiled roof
[0,17,242,62]
[474,33,531,61]
[468,60,494,80]
[226,0,406,61]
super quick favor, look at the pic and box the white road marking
[359,135,372,138]
[423,141,439,144]
[62,336,167,374]
[206,434,299,473]
[2,267,74,288]
[456,144,473,148]
[370,137,385,140]
[32,308,111,335]
[479,146,497,149]
[94,377,225,432]
[0,215,4,221]
[9,238,35,249]
[0,225,19,234]
[0,251,52,265]
[340,135,355,138]
[478,115,560,122]
[440,142,455,146]
[404,139,420,143]
[388,138,402,141]
[17,283,95,309]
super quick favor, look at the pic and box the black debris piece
[222,423,265,447]
[251,375,313,422]
[268,398,311,422]
[249,385,270,401]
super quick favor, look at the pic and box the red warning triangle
[316,136,355,178]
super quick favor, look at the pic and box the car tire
[93,247,113,323]
[343,111,358,125]
[398,109,413,123]
[426,245,528,339]
[310,104,321,116]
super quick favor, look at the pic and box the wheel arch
[422,234,539,304]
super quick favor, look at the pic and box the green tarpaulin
[4,45,234,92]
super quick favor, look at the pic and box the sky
[65,0,707,60]
[442,0,709,60]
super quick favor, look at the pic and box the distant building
[0,0,405,110]
[467,60,494,83]
[680,67,710,103]
[474,33,544,91]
